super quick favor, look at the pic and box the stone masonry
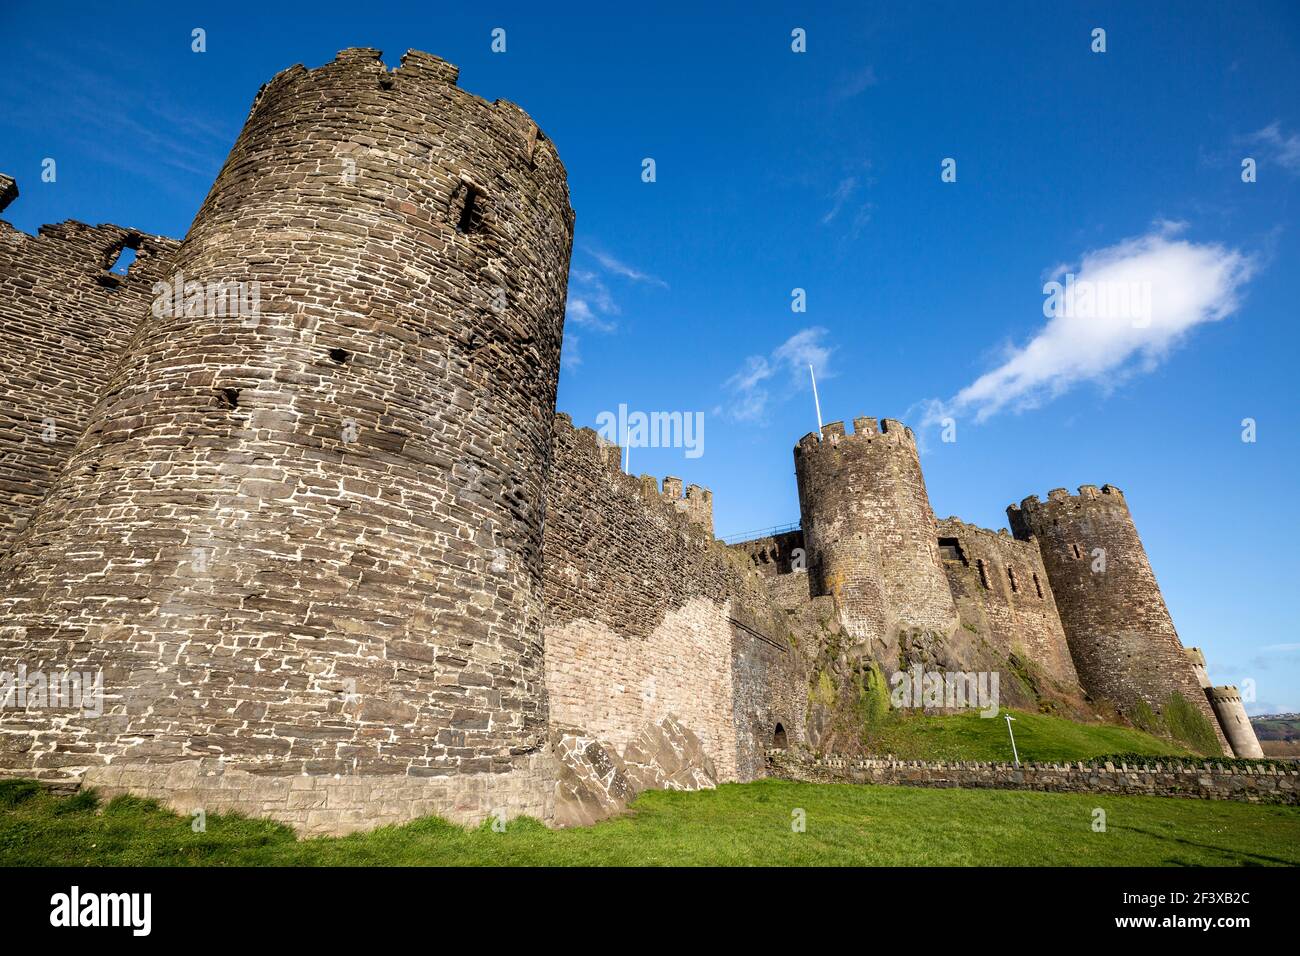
[0,49,576,825]
[0,47,1253,836]
[0,188,180,554]
[1008,486,1230,752]
[736,422,1246,758]
[769,751,1298,806]
[794,418,959,656]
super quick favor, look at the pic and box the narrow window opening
[975,559,990,590]
[1032,573,1043,599]
[1007,565,1018,593]
[328,348,350,364]
[1071,543,1082,559]
[773,723,787,750]
[454,181,485,235]
[216,387,240,410]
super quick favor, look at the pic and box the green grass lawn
[865,708,1195,762]
[2,776,1295,867]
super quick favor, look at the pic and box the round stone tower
[794,417,957,652]
[1206,686,1264,758]
[0,49,574,827]
[1008,485,1229,754]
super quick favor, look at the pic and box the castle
[0,49,1261,835]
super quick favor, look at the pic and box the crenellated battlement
[1010,484,1126,517]
[794,415,917,459]
[551,413,713,540]
[1209,685,1245,704]
[245,48,565,181]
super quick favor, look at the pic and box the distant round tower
[1008,486,1228,754]
[1185,646,1212,690]
[794,417,957,651]
[1206,687,1264,758]
[0,50,574,824]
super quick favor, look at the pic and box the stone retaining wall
[79,754,556,836]
[767,751,1299,805]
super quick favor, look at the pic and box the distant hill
[1251,714,1300,758]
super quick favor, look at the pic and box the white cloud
[721,327,834,423]
[927,223,1255,423]
[1245,121,1300,174]
[587,248,668,288]
[561,332,582,370]
[774,326,834,376]
[564,246,669,343]
[567,296,616,333]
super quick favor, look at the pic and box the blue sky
[2,2,1297,711]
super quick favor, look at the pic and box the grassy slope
[863,708,1194,763]
[2,778,1296,867]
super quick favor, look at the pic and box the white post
[809,363,823,434]
[1004,713,1020,768]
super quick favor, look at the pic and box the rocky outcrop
[551,730,632,828]
[622,715,718,794]
[552,715,717,827]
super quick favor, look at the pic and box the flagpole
[809,364,823,433]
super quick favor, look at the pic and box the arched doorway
[773,722,787,749]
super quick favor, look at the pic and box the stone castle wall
[936,518,1079,688]
[1009,486,1228,753]
[0,49,574,823]
[729,529,805,578]
[542,414,806,783]
[0,187,180,555]
[0,47,1248,833]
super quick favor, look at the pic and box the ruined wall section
[794,417,958,657]
[656,475,713,535]
[936,518,1080,689]
[543,414,806,783]
[730,529,805,578]
[1009,485,1228,754]
[0,50,574,823]
[0,186,180,555]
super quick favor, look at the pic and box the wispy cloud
[820,170,873,238]
[3,43,233,198]
[718,327,834,423]
[923,222,1255,424]
[832,65,878,101]
[1243,121,1300,174]
[562,246,668,368]
[561,333,582,371]
[586,247,669,288]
